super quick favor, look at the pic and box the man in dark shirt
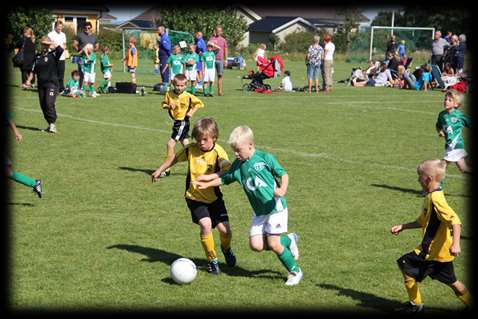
[72,22,99,88]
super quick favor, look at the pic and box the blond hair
[445,89,464,107]
[227,125,254,147]
[417,159,447,182]
[192,117,219,141]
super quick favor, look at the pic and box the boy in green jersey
[194,125,303,286]
[62,70,83,98]
[99,46,113,93]
[163,45,184,87]
[435,90,471,177]
[201,43,216,97]
[81,43,98,97]
[184,44,199,95]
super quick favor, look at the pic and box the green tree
[7,7,54,45]
[157,6,248,50]
[335,8,363,53]
[401,7,470,35]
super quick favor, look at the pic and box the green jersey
[66,79,79,90]
[167,54,184,74]
[100,53,111,73]
[82,52,96,73]
[435,109,471,150]
[184,52,199,70]
[202,51,216,69]
[221,149,287,216]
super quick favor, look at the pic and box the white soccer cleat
[285,268,303,286]
[288,233,299,260]
[46,123,57,133]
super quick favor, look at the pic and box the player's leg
[266,234,302,285]
[216,62,224,96]
[42,85,58,133]
[395,252,424,312]
[448,280,472,306]
[212,199,236,267]
[7,158,43,198]
[456,158,471,174]
[131,71,136,84]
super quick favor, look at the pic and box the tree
[401,7,470,35]
[335,8,362,53]
[157,6,248,50]
[7,7,54,44]
[371,10,406,27]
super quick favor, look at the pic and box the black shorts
[171,119,190,141]
[185,198,229,228]
[397,251,457,285]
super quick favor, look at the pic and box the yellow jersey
[162,91,204,121]
[176,143,231,204]
[414,190,461,262]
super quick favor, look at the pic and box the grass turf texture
[8,56,471,312]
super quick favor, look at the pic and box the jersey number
[246,176,267,191]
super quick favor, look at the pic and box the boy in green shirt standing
[81,43,98,97]
[201,43,216,97]
[184,44,199,95]
[194,125,303,286]
[99,46,113,93]
[163,45,184,88]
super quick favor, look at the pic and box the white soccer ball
[170,258,197,284]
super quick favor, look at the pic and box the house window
[65,16,74,22]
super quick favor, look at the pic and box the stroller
[242,55,284,92]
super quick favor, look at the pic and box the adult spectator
[353,62,394,87]
[387,52,401,79]
[194,31,206,87]
[444,31,453,44]
[431,31,449,70]
[455,34,466,73]
[208,25,228,96]
[443,35,459,71]
[305,35,323,95]
[72,22,98,88]
[385,34,397,58]
[14,26,36,89]
[48,20,67,92]
[322,33,335,92]
[157,24,172,85]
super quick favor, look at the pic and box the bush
[280,31,316,53]
[97,27,123,58]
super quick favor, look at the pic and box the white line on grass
[17,107,465,180]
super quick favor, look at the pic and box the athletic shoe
[288,233,300,261]
[221,247,236,267]
[159,171,171,178]
[395,301,424,313]
[32,180,43,198]
[207,259,221,275]
[44,123,57,134]
[91,91,99,98]
[285,268,303,286]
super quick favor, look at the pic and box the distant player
[100,46,113,93]
[62,70,83,98]
[81,43,98,97]
[163,45,184,88]
[184,44,199,95]
[391,159,471,312]
[123,37,138,85]
[194,125,303,286]
[201,43,216,97]
[160,73,204,177]
[152,118,236,274]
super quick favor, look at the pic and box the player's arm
[162,63,169,74]
[450,223,461,256]
[152,156,179,182]
[194,176,223,189]
[224,44,228,67]
[162,94,175,110]
[274,173,289,197]
[390,221,421,235]
[8,119,23,142]
[72,39,80,52]
[186,96,204,118]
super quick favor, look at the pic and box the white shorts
[444,148,467,162]
[250,208,288,237]
[185,68,197,81]
[83,72,96,84]
[103,70,112,80]
[203,68,216,82]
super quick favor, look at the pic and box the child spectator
[62,70,83,98]
[277,70,293,92]
[81,43,98,97]
[184,44,199,95]
[398,40,406,58]
[153,42,160,74]
[194,125,303,286]
[417,64,432,91]
[100,46,113,93]
[163,45,184,88]
[123,37,137,84]
[151,118,236,274]
[390,159,471,313]
[201,43,216,97]
[442,63,455,77]
[160,73,204,177]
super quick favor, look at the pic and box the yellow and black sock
[220,232,231,252]
[457,289,471,306]
[200,233,217,261]
[404,278,422,305]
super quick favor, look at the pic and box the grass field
[8,55,471,312]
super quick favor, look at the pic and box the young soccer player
[6,113,43,198]
[436,90,471,178]
[163,45,184,88]
[201,43,216,97]
[123,37,138,84]
[151,117,236,274]
[100,46,113,93]
[160,73,204,177]
[194,126,303,286]
[390,159,471,313]
[62,70,83,98]
[184,44,199,95]
[81,43,98,97]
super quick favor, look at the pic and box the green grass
[9,56,471,312]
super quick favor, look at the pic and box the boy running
[201,43,216,97]
[184,44,199,95]
[194,126,303,286]
[391,159,471,312]
[152,118,236,274]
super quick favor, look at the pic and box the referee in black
[32,36,64,133]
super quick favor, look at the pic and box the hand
[274,188,286,197]
[438,130,445,137]
[450,242,461,256]
[151,170,162,183]
[194,175,208,182]
[390,224,403,235]
[192,180,207,189]
[224,60,227,68]
[169,103,176,110]
[185,113,192,119]
[15,132,23,142]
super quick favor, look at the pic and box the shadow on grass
[118,166,186,177]
[16,125,43,132]
[370,183,422,196]
[317,283,452,314]
[7,202,34,206]
[107,243,284,281]
[460,235,474,240]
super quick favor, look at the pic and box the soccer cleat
[395,301,424,313]
[207,259,221,275]
[159,171,171,178]
[221,247,237,267]
[32,180,43,198]
[285,268,303,286]
[44,124,57,134]
[91,91,99,98]
[288,233,300,260]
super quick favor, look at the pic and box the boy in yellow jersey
[160,73,204,177]
[151,118,235,274]
[391,159,471,312]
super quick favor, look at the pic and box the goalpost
[369,26,435,61]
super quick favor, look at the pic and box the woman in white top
[322,33,335,92]
[48,20,67,92]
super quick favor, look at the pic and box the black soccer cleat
[221,247,236,267]
[32,180,43,198]
[207,259,221,275]
[395,301,424,313]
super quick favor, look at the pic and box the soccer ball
[170,258,197,284]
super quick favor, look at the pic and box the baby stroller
[242,55,284,92]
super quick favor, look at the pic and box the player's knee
[249,241,263,252]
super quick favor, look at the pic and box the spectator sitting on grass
[353,62,395,87]
[276,70,293,92]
